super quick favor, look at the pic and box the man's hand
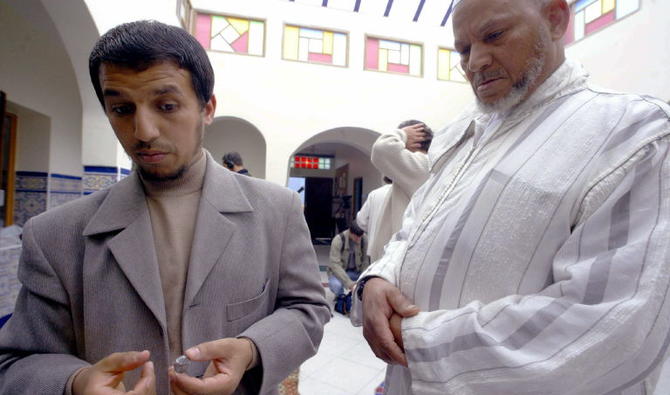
[169,338,254,395]
[362,278,419,366]
[72,350,155,395]
[403,123,428,152]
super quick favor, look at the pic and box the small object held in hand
[174,355,191,374]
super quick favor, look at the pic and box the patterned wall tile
[83,166,119,195]
[50,174,82,193]
[13,172,48,226]
[14,171,48,191]
[13,191,47,226]
[49,174,82,209]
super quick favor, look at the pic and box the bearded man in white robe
[354,0,670,394]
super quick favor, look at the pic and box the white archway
[204,116,268,179]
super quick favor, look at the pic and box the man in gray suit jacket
[0,21,330,394]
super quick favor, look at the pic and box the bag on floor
[334,292,352,315]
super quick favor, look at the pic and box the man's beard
[475,34,548,114]
[138,164,188,183]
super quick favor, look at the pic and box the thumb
[185,339,231,362]
[388,290,420,317]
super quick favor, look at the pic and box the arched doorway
[287,127,380,242]
[204,116,267,179]
[0,0,99,223]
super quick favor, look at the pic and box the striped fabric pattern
[357,60,670,394]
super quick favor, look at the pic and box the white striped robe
[354,60,670,394]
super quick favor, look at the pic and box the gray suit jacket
[0,154,330,394]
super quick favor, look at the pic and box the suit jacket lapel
[183,154,254,308]
[83,173,167,330]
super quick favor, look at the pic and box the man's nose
[133,109,160,142]
[467,44,492,74]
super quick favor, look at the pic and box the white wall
[40,0,131,171]
[203,117,267,178]
[0,1,82,176]
[566,0,670,101]
[5,102,50,173]
[191,0,474,185]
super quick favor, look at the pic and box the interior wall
[566,1,670,101]
[5,102,50,173]
[203,117,267,179]
[0,0,82,176]
[190,0,474,184]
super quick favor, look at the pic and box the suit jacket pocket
[226,279,270,321]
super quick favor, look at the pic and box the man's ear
[203,94,216,125]
[544,0,571,41]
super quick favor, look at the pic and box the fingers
[363,311,408,366]
[128,361,156,395]
[97,350,151,374]
[387,289,419,317]
[185,339,224,362]
[361,279,417,366]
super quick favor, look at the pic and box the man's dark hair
[223,152,243,169]
[349,220,365,237]
[398,119,433,151]
[89,20,214,108]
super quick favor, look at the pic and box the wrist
[238,337,258,371]
[356,276,378,301]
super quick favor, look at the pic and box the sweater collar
[140,149,207,198]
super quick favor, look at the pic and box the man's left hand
[389,313,404,350]
[168,338,254,395]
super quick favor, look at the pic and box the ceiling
[281,0,458,28]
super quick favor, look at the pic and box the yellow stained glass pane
[379,49,388,72]
[438,49,450,80]
[323,31,334,54]
[227,17,249,35]
[602,0,615,13]
[283,26,300,60]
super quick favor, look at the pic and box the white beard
[476,32,549,114]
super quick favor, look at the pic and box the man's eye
[111,105,133,115]
[486,31,503,42]
[159,103,177,112]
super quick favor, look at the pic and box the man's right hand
[72,350,156,395]
[362,278,419,366]
[402,123,427,152]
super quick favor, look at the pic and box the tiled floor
[305,245,670,395]
[298,245,385,395]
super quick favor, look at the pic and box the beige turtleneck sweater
[141,150,206,363]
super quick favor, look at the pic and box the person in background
[223,151,250,176]
[356,176,392,262]
[328,220,369,297]
[367,120,433,263]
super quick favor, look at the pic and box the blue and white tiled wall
[83,166,131,195]
[12,166,131,226]
[14,171,49,226]
[49,174,83,209]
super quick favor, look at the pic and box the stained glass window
[437,48,466,83]
[290,156,332,170]
[283,25,348,66]
[194,13,265,56]
[365,37,422,77]
[564,0,640,44]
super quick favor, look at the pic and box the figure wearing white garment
[353,0,670,394]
